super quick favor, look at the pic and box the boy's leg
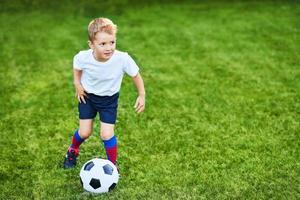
[64,119,93,168]
[64,93,97,168]
[94,93,119,166]
[69,119,93,152]
[100,122,117,165]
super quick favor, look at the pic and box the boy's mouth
[104,52,112,56]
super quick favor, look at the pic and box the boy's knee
[101,131,114,140]
[79,128,92,139]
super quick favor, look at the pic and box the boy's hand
[75,83,87,104]
[134,95,145,113]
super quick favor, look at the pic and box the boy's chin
[103,55,113,60]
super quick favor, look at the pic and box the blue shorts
[78,92,119,124]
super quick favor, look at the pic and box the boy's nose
[105,45,112,50]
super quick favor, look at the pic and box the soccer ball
[80,158,119,193]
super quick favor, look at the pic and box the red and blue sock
[102,135,118,164]
[69,129,85,154]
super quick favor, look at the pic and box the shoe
[63,147,79,169]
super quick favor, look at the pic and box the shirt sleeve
[123,53,139,77]
[73,53,83,70]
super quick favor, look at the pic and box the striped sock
[70,129,85,153]
[102,135,118,164]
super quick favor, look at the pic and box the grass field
[0,0,299,199]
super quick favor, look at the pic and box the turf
[0,0,299,199]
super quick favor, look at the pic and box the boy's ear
[87,40,93,48]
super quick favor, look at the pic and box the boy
[63,18,146,169]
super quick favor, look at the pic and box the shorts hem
[100,120,116,125]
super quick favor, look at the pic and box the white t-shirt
[73,49,139,96]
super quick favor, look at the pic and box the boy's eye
[111,41,115,44]
[99,43,105,46]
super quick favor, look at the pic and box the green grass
[1,0,299,199]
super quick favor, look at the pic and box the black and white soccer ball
[80,158,119,193]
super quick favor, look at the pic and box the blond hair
[88,18,117,42]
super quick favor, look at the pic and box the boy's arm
[132,72,145,113]
[73,69,86,104]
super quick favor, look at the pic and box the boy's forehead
[94,32,116,42]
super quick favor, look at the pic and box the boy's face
[89,32,116,62]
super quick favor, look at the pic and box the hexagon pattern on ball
[89,178,101,189]
[80,158,119,194]
[84,161,94,171]
[103,164,114,175]
[108,183,116,191]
